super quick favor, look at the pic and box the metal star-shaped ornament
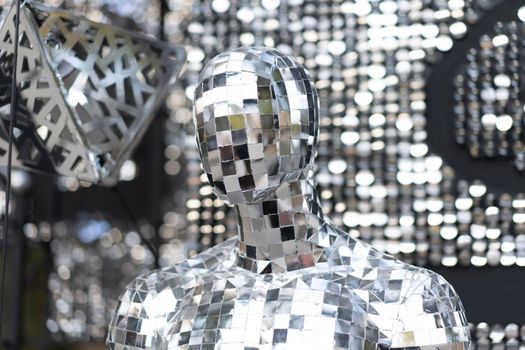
[0,1,185,185]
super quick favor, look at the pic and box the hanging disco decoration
[0,1,186,185]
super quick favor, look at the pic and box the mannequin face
[193,47,320,205]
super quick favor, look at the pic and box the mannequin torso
[107,46,470,350]
[108,224,469,350]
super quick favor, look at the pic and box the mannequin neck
[234,178,330,274]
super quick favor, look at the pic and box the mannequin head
[193,47,319,205]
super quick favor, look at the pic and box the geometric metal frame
[0,1,185,184]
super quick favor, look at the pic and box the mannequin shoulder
[323,251,470,348]
[106,239,238,349]
[373,263,470,348]
[325,233,462,305]
[132,237,238,294]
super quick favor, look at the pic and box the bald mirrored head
[193,47,319,205]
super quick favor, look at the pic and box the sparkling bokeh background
[1,0,525,349]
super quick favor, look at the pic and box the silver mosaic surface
[108,238,470,349]
[194,47,319,207]
[107,48,470,350]
[194,47,322,274]
[0,1,185,184]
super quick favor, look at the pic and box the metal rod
[0,0,22,346]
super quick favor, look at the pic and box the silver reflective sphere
[193,47,319,205]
